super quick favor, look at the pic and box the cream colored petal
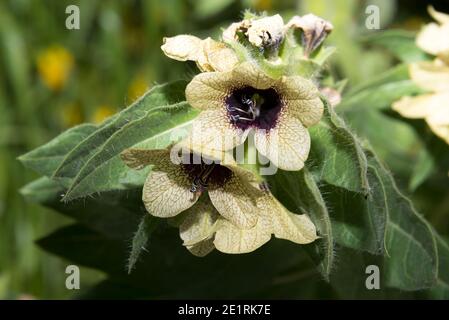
[235,64,324,127]
[142,162,197,218]
[213,216,272,254]
[438,51,449,65]
[427,121,449,145]
[203,38,239,72]
[410,61,449,92]
[185,62,277,112]
[161,35,204,62]
[286,14,334,33]
[416,23,449,56]
[279,76,323,127]
[392,94,441,119]
[393,92,449,144]
[208,172,260,229]
[425,97,449,124]
[183,109,248,155]
[222,21,250,43]
[428,6,449,25]
[258,194,318,244]
[254,115,310,171]
[185,71,234,111]
[179,199,219,246]
[424,95,449,144]
[176,140,237,167]
[186,238,215,257]
[232,62,276,89]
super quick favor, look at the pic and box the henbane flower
[120,147,318,256]
[184,61,323,171]
[121,146,263,229]
[392,7,449,146]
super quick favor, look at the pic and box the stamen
[226,86,281,130]
[189,164,216,194]
[228,106,252,115]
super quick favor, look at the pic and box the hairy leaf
[63,103,199,201]
[310,98,370,195]
[38,223,315,299]
[127,214,159,274]
[53,81,188,181]
[18,124,97,184]
[21,177,142,240]
[360,30,429,63]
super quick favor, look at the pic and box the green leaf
[21,177,142,240]
[345,63,409,94]
[310,98,370,195]
[18,124,97,182]
[409,148,435,192]
[193,0,234,18]
[371,152,438,290]
[429,234,449,299]
[323,171,386,255]
[360,30,430,63]
[38,223,317,299]
[310,46,336,66]
[62,103,199,201]
[342,108,422,178]
[340,80,423,112]
[329,247,415,299]
[20,176,64,204]
[53,81,188,181]
[127,214,159,274]
[37,224,129,275]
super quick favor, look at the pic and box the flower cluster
[122,13,333,255]
[393,6,449,146]
[121,148,317,256]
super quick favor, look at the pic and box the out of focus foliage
[3,0,449,299]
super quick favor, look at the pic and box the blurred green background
[1,0,448,299]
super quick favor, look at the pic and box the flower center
[182,158,232,194]
[225,86,282,130]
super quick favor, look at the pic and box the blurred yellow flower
[92,105,116,124]
[36,45,74,91]
[127,75,149,103]
[61,103,83,128]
